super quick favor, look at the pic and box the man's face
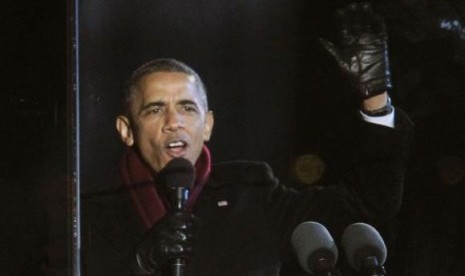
[116,71,214,172]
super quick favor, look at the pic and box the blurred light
[438,17,465,64]
[292,154,325,186]
[440,19,465,40]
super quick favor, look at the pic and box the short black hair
[124,58,208,115]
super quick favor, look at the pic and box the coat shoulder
[208,160,278,187]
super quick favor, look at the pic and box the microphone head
[291,221,338,273]
[341,223,387,271]
[157,158,195,190]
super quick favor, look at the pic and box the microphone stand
[313,258,342,276]
[362,257,386,276]
[170,187,190,276]
[314,269,341,276]
[171,259,186,276]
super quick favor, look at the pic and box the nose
[162,109,184,132]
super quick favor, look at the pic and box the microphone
[291,221,340,275]
[341,223,387,276]
[157,158,195,211]
[156,158,195,276]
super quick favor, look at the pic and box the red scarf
[120,145,211,229]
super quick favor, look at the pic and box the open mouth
[167,139,187,149]
[165,139,188,157]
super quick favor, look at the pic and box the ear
[203,111,214,142]
[116,115,134,146]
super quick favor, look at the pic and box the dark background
[1,0,465,275]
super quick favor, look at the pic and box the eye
[151,107,161,113]
[183,105,198,113]
[145,107,161,116]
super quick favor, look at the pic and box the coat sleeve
[264,109,413,258]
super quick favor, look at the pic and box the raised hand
[320,2,392,100]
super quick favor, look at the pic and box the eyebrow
[139,99,200,114]
[139,101,164,115]
[178,99,199,107]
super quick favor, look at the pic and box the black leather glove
[320,2,392,99]
[135,211,198,274]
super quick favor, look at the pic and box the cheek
[190,123,207,140]
[136,124,162,147]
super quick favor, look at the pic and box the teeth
[168,141,185,148]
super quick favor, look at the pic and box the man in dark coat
[81,3,413,275]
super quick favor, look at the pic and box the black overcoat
[80,110,413,276]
